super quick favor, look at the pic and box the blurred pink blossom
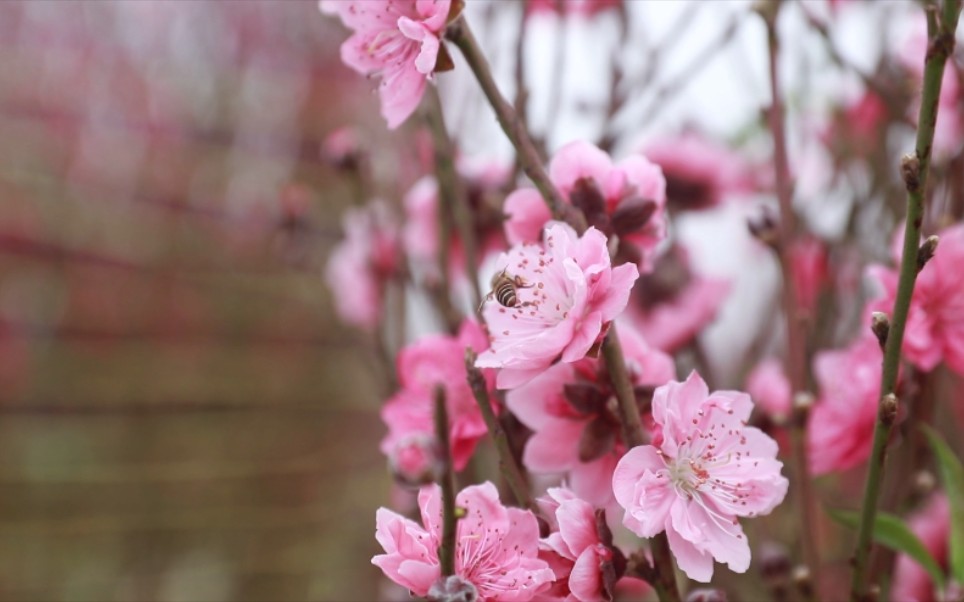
[322,0,452,129]
[536,487,630,602]
[324,201,400,330]
[612,371,788,582]
[381,320,493,472]
[507,325,674,507]
[746,358,792,424]
[475,222,639,389]
[789,236,828,315]
[867,223,964,376]
[502,141,667,272]
[642,133,753,212]
[526,0,622,17]
[807,337,882,475]
[623,245,729,353]
[892,492,950,602]
[372,482,554,600]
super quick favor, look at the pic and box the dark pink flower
[867,223,964,376]
[746,359,792,424]
[642,133,753,212]
[892,492,950,602]
[612,372,788,582]
[322,0,452,129]
[623,245,729,353]
[381,320,493,472]
[501,141,667,272]
[807,337,882,475]
[324,201,400,330]
[536,488,631,602]
[372,482,555,600]
[507,325,674,507]
[475,222,639,389]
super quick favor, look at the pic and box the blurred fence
[0,3,388,600]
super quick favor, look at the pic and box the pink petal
[569,548,605,602]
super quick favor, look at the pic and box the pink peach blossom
[372,482,555,601]
[789,236,828,315]
[322,0,453,129]
[536,488,629,602]
[324,201,400,330]
[507,325,674,507]
[612,371,789,582]
[641,133,753,212]
[807,336,882,476]
[501,142,667,272]
[624,245,729,353]
[892,492,950,602]
[867,223,964,376]
[475,222,639,389]
[381,320,493,472]
[746,359,792,424]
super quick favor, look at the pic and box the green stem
[425,87,484,313]
[434,385,457,576]
[850,2,961,599]
[762,5,821,595]
[464,349,534,510]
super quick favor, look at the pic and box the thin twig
[850,2,962,599]
[464,349,534,510]
[426,87,484,313]
[434,384,458,576]
[762,4,822,597]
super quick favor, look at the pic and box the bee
[479,269,534,311]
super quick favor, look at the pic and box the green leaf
[923,425,964,583]
[828,508,944,587]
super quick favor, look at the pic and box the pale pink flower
[642,133,753,212]
[612,371,789,582]
[892,492,950,602]
[324,201,399,330]
[807,336,882,475]
[322,0,453,129]
[867,223,964,376]
[507,325,674,507]
[372,482,555,600]
[501,142,667,272]
[536,488,630,602]
[623,245,729,353]
[381,320,493,472]
[475,222,639,389]
[746,359,792,424]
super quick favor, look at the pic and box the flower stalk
[849,2,962,599]
[762,4,821,593]
[465,349,535,511]
[433,384,457,576]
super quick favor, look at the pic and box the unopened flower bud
[879,393,899,426]
[871,312,890,349]
[758,542,792,582]
[389,434,442,487]
[428,575,479,602]
[917,235,940,271]
[792,565,813,599]
[685,588,728,602]
[914,470,937,496]
[321,127,363,171]
[901,153,921,193]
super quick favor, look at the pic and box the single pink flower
[892,492,950,602]
[475,222,639,389]
[324,201,400,330]
[867,223,964,376]
[507,325,674,507]
[536,488,631,602]
[807,336,882,476]
[501,141,667,272]
[641,133,753,212]
[746,359,792,424]
[612,371,789,582]
[623,245,729,353]
[322,0,453,129]
[372,482,555,601]
[789,236,828,315]
[381,320,493,472]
